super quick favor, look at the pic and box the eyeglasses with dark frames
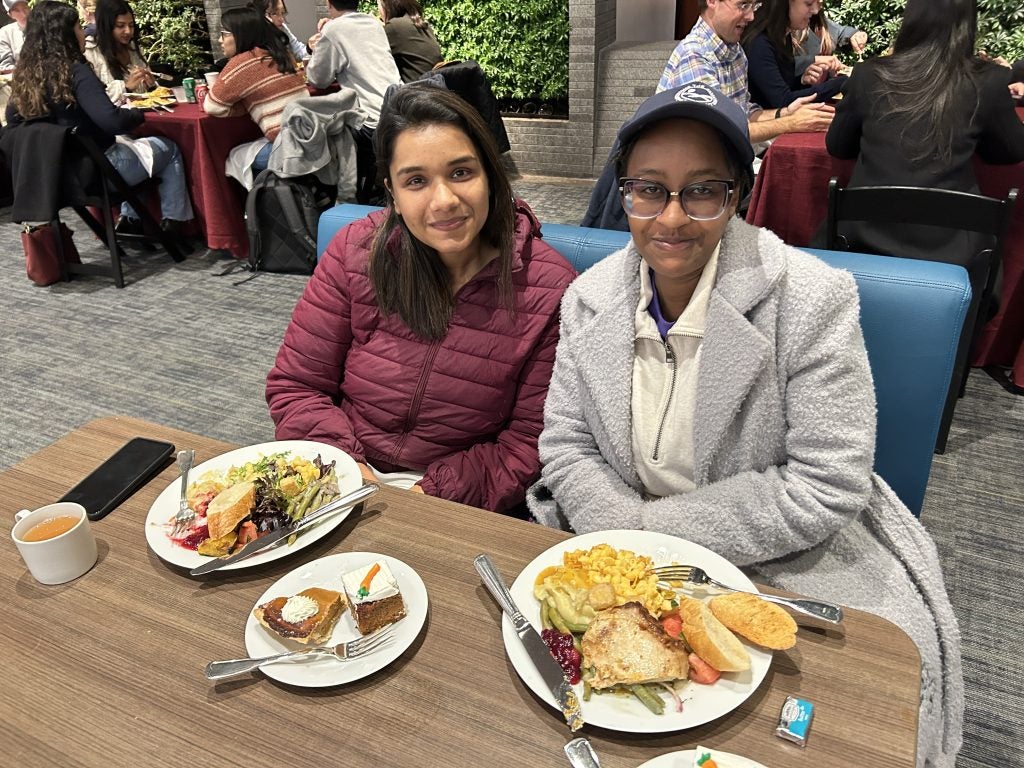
[728,0,763,13]
[619,178,736,221]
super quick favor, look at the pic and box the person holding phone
[266,84,576,514]
[84,0,155,104]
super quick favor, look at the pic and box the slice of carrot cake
[342,560,406,635]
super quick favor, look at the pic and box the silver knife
[475,554,583,732]
[189,483,378,576]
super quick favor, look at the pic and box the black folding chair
[825,177,1018,453]
[63,128,185,288]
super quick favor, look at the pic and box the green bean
[583,680,592,701]
[629,684,665,715]
[540,600,553,630]
[546,599,572,635]
[291,480,320,521]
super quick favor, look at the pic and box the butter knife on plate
[474,553,584,732]
[189,483,378,576]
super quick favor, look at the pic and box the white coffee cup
[203,72,219,87]
[12,502,98,585]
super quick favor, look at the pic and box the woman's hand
[409,485,424,494]
[1011,82,1024,100]
[802,63,827,86]
[357,462,378,485]
[125,65,154,92]
[849,31,868,53]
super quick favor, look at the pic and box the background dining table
[135,102,262,260]
[2,417,922,767]
[746,107,1024,389]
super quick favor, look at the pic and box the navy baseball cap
[617,83,755,185]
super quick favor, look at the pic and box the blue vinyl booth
[318,205,971,516]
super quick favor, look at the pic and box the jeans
[104,137,194,222]
[251,141,273,174]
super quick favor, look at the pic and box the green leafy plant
[362,0,569,101]
[132,0,211,75]
[830,0,1024,63]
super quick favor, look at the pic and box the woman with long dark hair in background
[7,0,192,234]
[84,0,155,103]
[204,5,306,173]
[378,0,442,82]
[266,84,575,514]
[791,0,866,81]
[253,0,308,64]
[826,0,1024,264]
[742,0,846,109]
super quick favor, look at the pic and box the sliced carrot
[661,614,683,638]
[688,652,722,685]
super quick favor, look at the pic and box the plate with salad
[145,440,361,572]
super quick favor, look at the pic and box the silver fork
[204,625,395,680]
[652,564,844,624]
[171,449,195,536]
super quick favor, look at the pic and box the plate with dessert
[503,530,774,733]
[244,551,428,687]
[638,747,767,768]
[145,440,362,572]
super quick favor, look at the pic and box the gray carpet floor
[1,178,1021,768]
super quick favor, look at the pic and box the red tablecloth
[135,102,262,260]
[746,108,1024,384]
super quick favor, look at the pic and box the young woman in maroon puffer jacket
[266,84,576,514]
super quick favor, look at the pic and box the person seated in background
[0,0,29,69]
[84,0,156,104]
[791,0,866,82]
[979,52,1024,103]
[826,0,1024,266]
[266,84,576,515]
[204,6,307,175]
[378,0,443,83]
[305,0,399,135]
[527,82,963,768]
[657,0,834,145]
[255,0,308,64]
[6,1,193,237]
[742,0,846,109]
[77,0,96,37]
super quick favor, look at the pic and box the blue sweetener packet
[776,695,814,746]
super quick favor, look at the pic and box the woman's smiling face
[623,118,737,289]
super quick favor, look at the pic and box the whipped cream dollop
[281,594,319,623]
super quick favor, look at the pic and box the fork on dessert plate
[650,564,844,624]
[205,625,395,680]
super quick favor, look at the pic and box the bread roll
[205,480,256,540]
[678,596,751,672]
[709,593,798,650]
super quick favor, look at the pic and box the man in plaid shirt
[658,0,833,144]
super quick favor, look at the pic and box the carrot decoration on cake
[357,562,381,598]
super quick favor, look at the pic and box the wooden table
[135,103,262,260]
[2,417,921,767]
[746,108,1024,387]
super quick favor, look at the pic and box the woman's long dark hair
[10,1,84,119]
[874,0,981,163]
[380,0,429,31]
[222,6,294,74]
[94,0,140,80]
[742,0,796,68]
[369,84,516,340]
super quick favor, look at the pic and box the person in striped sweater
[204,6,306,172]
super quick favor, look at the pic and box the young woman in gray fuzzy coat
[527,83,962,767]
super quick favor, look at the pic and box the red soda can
[195,84,208,107]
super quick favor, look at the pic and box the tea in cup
[12,502,97,585]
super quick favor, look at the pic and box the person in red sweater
[266,84,576,514]
[204,6,306,172]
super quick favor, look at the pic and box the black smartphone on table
[59,437,176,520]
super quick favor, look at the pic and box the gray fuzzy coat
[528,218,962,767]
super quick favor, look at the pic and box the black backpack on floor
[244,169,326,275]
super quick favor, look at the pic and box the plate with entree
[638,746,767,768]
[145,440,362,571]
[243,551,428,687]
[502,530,787,733]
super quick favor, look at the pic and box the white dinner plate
[637,748,767,768]
[502,529,772,733]
[243,552,428,687]
[144,440,361,572]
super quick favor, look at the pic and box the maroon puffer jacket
[266,202,577,512]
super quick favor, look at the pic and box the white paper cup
[203,72,219,87]
[12,502,97,585]
[171,85,187,102]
